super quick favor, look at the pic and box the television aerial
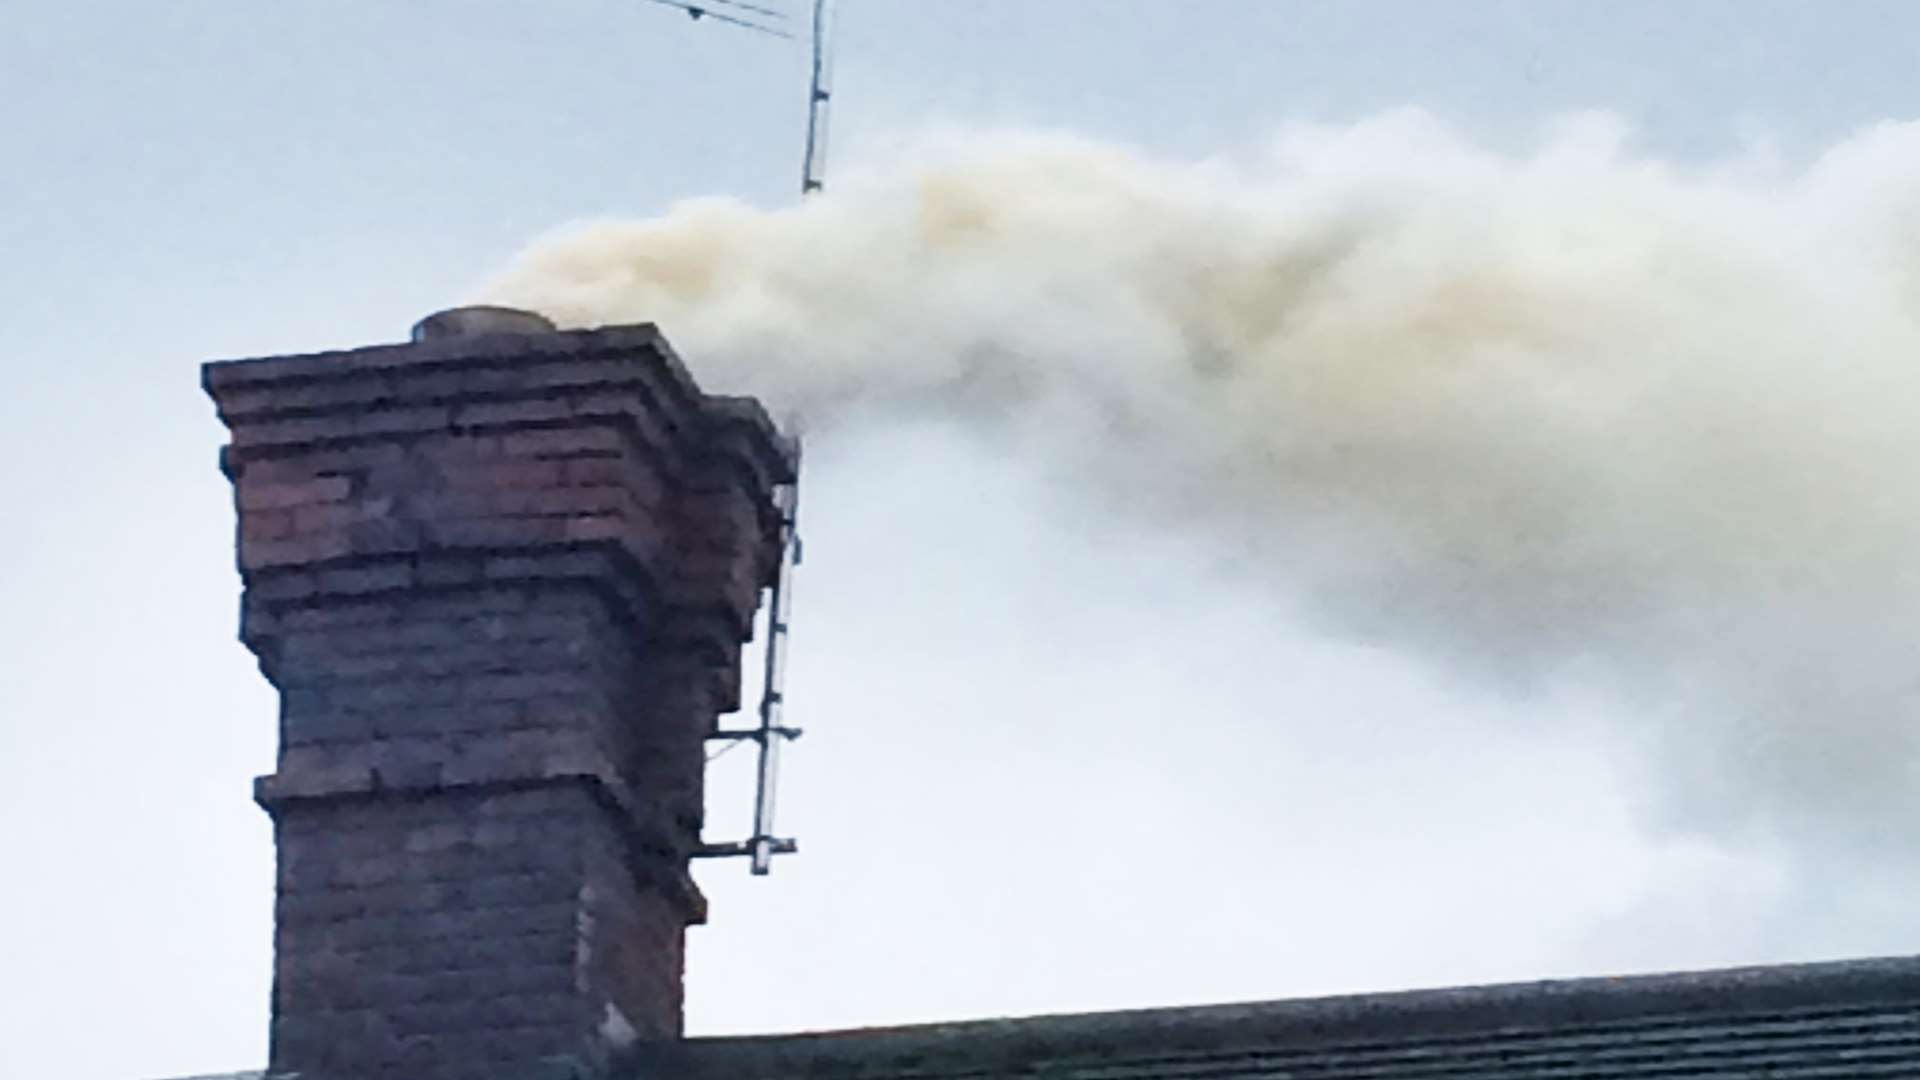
[640,0,837,197]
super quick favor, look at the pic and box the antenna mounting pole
[697,441,804,873]
[800,0,836,195]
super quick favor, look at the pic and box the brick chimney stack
[204,308,794,1080]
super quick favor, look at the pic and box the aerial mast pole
[800,0,836,195]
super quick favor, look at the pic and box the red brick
[243,509,297,542]
[451,398,573,427]
[492,486,632,518]
[350,406,452,438]
[239,475,351,511]
[426,433,503,460]
[292,502,363,534]
[242,532,354,569]
[232,414,349,448]
[440,460,564,491]
[501,426,623,459]
[565,516,627,544]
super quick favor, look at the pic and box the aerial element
[640,0,837,195]
[642,0,793,38]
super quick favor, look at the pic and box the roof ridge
[662,953,1920,1080]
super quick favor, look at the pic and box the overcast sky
[10,4,1920,1079]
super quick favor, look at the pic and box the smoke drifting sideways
[481,112,1920,870]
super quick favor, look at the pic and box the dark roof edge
[664,952,1920,1076]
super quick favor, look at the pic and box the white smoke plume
[482,112,1920,865]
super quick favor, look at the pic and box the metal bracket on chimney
[697,468,804,875]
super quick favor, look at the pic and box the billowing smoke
[481,112,1920,865]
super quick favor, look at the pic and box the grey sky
[7,3,1920,1078]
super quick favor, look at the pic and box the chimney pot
[410,304,557,342]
